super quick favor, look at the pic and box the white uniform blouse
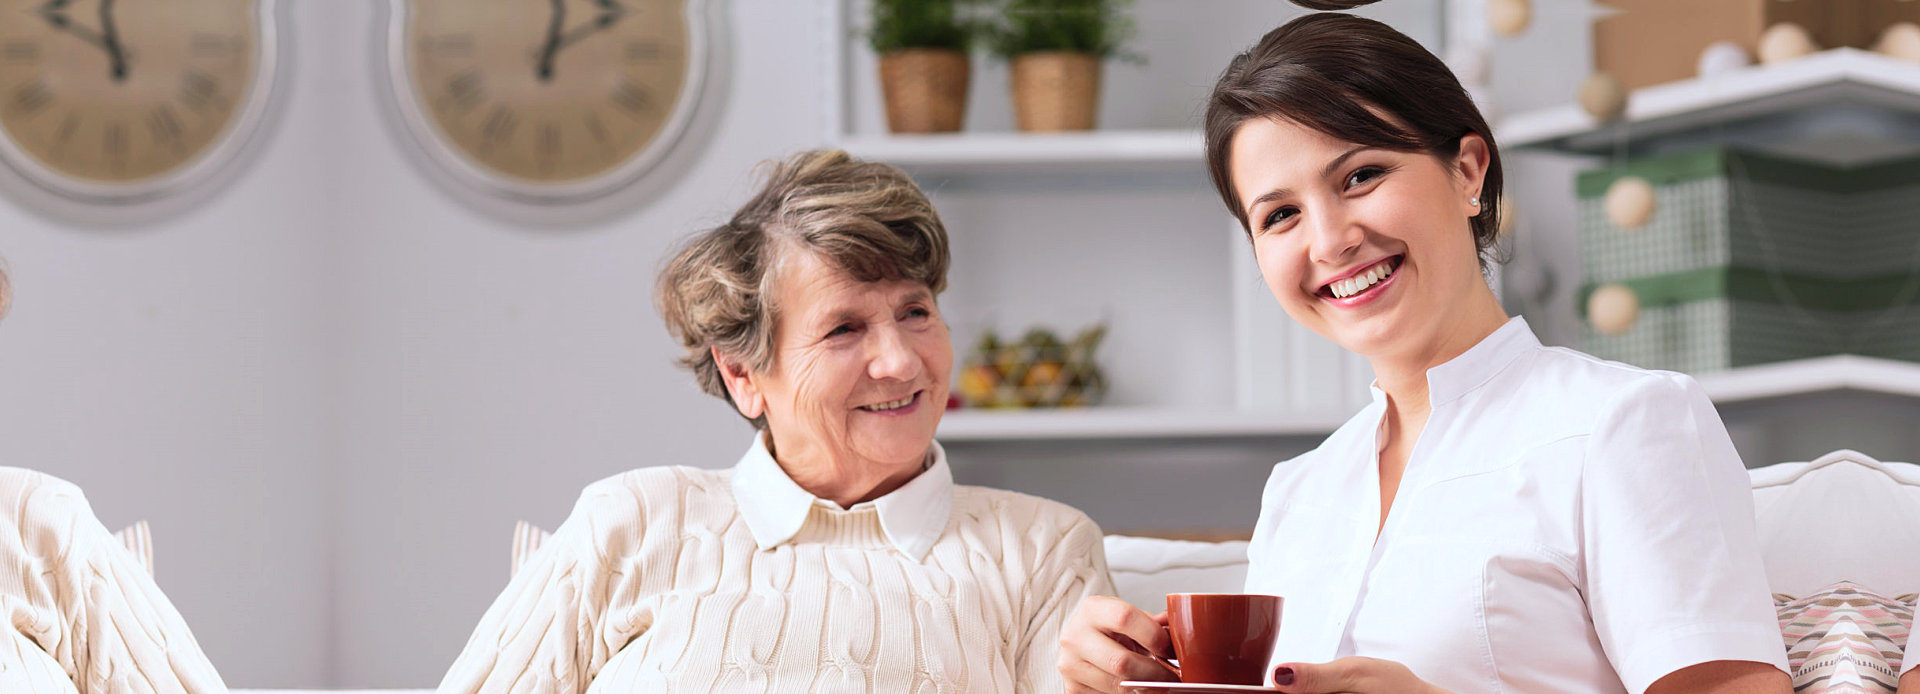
[1246,317,1788,694]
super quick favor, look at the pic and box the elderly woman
[1059,12,1796,694]
[438,149,1115,693]
[0,264,230,694]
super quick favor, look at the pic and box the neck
[764,430,925,508]
[1367,283,1509,417]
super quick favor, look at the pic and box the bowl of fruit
[955,323,1107,408]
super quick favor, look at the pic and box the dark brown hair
[655,149,950,428]
[1204,13,1504,267]
[1288,0,1383,8]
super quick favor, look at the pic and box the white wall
[0,0,337,686]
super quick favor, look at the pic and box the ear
[713,346,766,420]
[1453,132,1493,213]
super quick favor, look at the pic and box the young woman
[1057,14,1792,694]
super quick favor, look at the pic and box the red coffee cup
[1164,593,1285,685]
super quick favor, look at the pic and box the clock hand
[35,0,112,57]
[550,0,628,54]
[536,0,565,82]
[100,0,128,81]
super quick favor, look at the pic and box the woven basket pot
[878,49,970,133]
[1010,51,1101,132]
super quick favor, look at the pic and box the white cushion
[1748,449,1920,597]
[111,521,152,577]
[1102,535,1250,611]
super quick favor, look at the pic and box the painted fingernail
[1273,666,1295,686]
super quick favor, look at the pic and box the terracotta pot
[878,49,970,133]
[1010,51,1102,132]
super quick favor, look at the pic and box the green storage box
[1577,147,1920,374]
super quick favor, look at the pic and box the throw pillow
[1776,581,1916,693]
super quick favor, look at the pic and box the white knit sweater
[0,468,228,694]
[438,441,1114,694]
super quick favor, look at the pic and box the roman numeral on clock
[179,70,220,112]
[148,105,184,149]
[443,69,484,113]
[610,80,650,116]
[2,40,40,62]
[12,79,52,115]
[480,106,517,149]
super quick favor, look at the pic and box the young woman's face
[1229,116,1489,361]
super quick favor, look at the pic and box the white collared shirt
[1248,317,1789,694]
[730,432,954,560]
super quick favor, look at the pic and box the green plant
[868,0,982,53]
[986,0,1138,59]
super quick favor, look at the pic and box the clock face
[402,0,695,187]
[0,0,259,186]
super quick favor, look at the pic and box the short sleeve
[1578,374,1789,694]
[1014,511,1116,694]
[0,468,229,694]
[436,476,644,694]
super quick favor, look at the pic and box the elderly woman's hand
[1271,657,1450,694]
[1058,596,1180,693]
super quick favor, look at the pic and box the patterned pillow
[1776,582,1916,693]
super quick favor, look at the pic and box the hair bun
[1289,0,1383,8]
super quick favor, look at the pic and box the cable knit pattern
[438,466,1114,694]
[0,468,228,694]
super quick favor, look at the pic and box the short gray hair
[654,149,951,428]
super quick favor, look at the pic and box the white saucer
[1119,682,1282,692]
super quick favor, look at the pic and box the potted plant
[870,0,979,133]
[988,0,1136,132]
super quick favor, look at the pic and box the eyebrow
[812,287,937,329]
[1243,145,1375,219]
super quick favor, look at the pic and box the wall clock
[0,0,281,205]
[384,0,711,205]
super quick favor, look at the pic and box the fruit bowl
[955,323,1107,408]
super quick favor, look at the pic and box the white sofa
[232,450,1919,693]
[1104,449,1920,610]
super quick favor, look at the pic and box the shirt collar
[1423,315,1540,406]
[730,433,954,561]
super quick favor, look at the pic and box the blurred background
[2,0,1918,687]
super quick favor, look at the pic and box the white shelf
[1498,48,1920,161]
[1697,355,1920,404]
[838,130,1205,174]
[929,356,1920,441]
[935,407,1350,442]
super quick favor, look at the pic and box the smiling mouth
[858,391,920,412]
[1319,255,1402,300]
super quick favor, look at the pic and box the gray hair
[655,149,951,428]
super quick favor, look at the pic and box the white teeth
[1330,259,1397,299]
[861,394,915,411]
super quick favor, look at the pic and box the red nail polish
[1274,666,1295,686]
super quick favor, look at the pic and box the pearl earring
[1470,197,1481,206]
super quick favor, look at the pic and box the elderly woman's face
[741,252,951,474]
[1230,116,1488,361]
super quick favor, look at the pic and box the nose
[867,323,922,382]
[1304,203,1364,266]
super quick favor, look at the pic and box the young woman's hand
[1272,657,1451,694]
[1057,596,1180,693]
